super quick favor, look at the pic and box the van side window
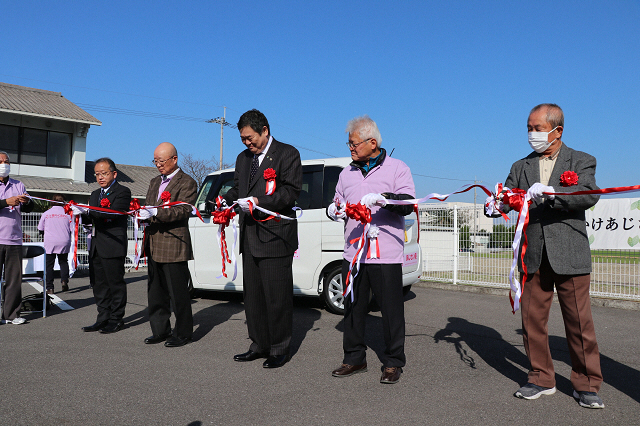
[195,175,216,210]
[322,166,343,208]
[296,166,322,210]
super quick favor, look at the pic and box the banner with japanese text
[585,198,640,250]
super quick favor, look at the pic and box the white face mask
[0,163,10,178]
[528,126,558,153]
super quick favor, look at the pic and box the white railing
[418,204,640,301]
[21,212,146,270]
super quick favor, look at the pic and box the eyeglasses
[94,172,113,178]
[152,156,175,166]
[346,138,372,149]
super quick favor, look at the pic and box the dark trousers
[342,260,406,368]
[0,244,23,321]
[147,258,193,339]
[45,253,69,290]
[91,254,127,324]
[521,249,603,392]
[242,249,293,356]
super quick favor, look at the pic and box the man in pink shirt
[328,116,415,384]
[38,194,73,294]
[0,151,34,325]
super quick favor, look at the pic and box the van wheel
[322,266,345,315]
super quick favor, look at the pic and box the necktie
[250,155,259,181]
[100,189,106,200]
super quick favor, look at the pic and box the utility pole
[206,107,236,170]
[473,176,477,249]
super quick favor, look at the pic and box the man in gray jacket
[489,104,604,409]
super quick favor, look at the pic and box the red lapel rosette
[100,198,111,208]
[160,191,171,203]
[263,168,277,195]
[560,171,579,187]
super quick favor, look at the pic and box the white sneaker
[11,317,26,325]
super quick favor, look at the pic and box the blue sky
[2,0,639,201]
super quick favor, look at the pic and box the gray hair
[0,151,9,161]
[530,103,564,129]
[345,115,382,148]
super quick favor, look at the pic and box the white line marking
[27,282,75,311]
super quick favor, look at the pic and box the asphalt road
[1,271,638,426]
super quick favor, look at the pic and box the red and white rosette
[64,201,82,270]
[129,198,148,269]
[342,202,372,302]
[212,196,238,280]
[264,168,277,195]
[367,224,381,259]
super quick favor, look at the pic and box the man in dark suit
[487,104,604,409]
[224,109,302,368]
[138,142,197,348]
[72,158,131,334]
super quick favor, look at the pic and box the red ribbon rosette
[560,171,579,187]
[502,188,527,212]
[160,191,171,203]
[100,198,111,208]
[212,208,236,277]
[130,198,141,212]
[345,202,372,224]
[264,168,277,195]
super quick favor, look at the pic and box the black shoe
[234,350,269,362]
[164,336,191,347]
[263,354,289,368]
[100,321,125,334]
[82,320,109,332]
[144,333,172,344]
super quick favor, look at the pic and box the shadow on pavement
[433,317,546,389]
[192,300,244,342]
[547,335,640,403]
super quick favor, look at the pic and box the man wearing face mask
[486,104,604,409]
[0,151,34,325]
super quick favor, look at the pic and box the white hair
[345,115,382,147]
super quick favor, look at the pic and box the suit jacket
[144,169,197,263]
[85,181,131,259]
[225,138,302,257]
[504,143,599,276]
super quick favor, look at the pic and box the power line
[77,103,211,122]
[3,75,475,179]
[412,172,477,182]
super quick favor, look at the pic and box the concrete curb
[414,280,640,311]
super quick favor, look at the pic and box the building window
[0,124,72,167]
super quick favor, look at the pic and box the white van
[188,157,421,314]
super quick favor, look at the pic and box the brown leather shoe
[332,363,367,377]
[46,288,54,295]
[61,281,69,292]
[380,367,402,384]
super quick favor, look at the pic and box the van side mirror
[198,201,211,218]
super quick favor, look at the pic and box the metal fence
[22,212,147,270]
[418,204,640,301]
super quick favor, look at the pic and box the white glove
[137,207,157,220]
[237,197,254,213]
[70,205,89,216]
[361,193,387,208]
[327,201,346,222]
[527,183,555,202]
[484,195,504,216]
